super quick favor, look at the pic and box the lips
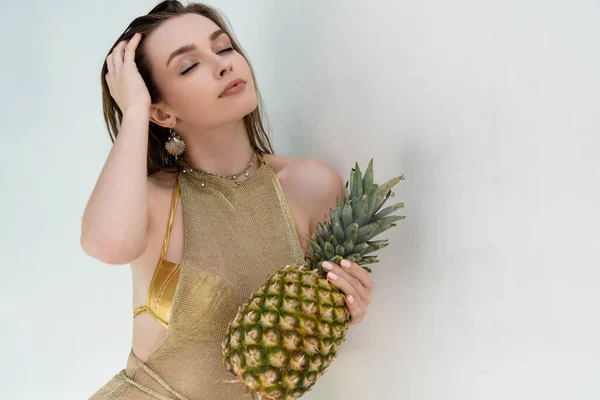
[220,78,246,97]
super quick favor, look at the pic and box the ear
[149,103,176,129]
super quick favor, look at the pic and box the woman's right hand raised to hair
[105,33,151,114]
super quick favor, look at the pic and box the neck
[178,119,258,177]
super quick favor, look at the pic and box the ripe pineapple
[222,159,405,400]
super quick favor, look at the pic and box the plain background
[1,0,599,399]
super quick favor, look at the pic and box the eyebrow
[166,28,226,67]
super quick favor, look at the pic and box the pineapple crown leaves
[305,159,405,274]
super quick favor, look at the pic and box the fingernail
[348,295,355,304]
[327,272,338,280]
[341,259,351,268]
[322,262,333,270]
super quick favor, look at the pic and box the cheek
[172,82,217,116]
[235,55,254,83]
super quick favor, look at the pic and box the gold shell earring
[165,128,186,158]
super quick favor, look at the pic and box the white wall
[1,1,598,399]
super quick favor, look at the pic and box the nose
[216,56,233,78]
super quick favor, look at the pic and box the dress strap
[132,305,168,328]
[256,151,268,167]
[159,179,180,262]
[117,349,189,400]
[132,179,180,324]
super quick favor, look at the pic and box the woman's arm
[81,33,154,265]
[80,108,151,265]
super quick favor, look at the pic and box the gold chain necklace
[181,151,257,184]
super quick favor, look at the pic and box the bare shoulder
[264,153,343,191]
[146,170,180,232]
[146,171,180,212]
[128,171,181,270]
[264,153,344,233]
[148,170,179,192]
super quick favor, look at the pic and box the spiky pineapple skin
[221,159,405,399]
[222,264,350,399]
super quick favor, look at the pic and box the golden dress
[90,153,305,399]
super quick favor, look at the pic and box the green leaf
[347,253,363,263]
[330,236,339,247]
[362,158,374,194]
[318,235,326,249]
[331,255,343,265]
[343,187,350,206]
[370,221,399,239]
[333,204,343,222]
[348,168,355,200]
[373,215,405,226]
[353,195,370,227]
[373,175,404,214]
[320,222,332,241]
[364,240,389,254]
[352,243,370,254]
[366,191,379,221]
[367,239,389,246]
[307,237,322,254]
[344,223,358,244]
[342,240,355,255]
[356,221,380,243]
[352,162,363,199]
[341,203,353,230]
[372,202,404,221]
[332,214,345,243]
[361,256,380,265]
[324,241,335,259]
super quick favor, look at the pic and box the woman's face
[145,13,257,130]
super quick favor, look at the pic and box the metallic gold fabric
[90,153,306,400]
[133,180,182,328]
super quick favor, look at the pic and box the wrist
[123,104,150,119]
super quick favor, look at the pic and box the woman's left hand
[322,259,374,326]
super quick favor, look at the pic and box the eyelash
[180,47,235,75]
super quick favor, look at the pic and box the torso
[127,153,312,370]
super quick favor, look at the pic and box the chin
[218,96,257,123]
[237,90,259,116]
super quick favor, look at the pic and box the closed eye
[180,48,235,75]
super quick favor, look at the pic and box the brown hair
[100,1,274,176]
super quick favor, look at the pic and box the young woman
[83,1,374,399]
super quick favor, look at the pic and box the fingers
[345,293,364,326]
[105,33,141,81]
[124,32,142,64]
[105,45,121,84]
[340,259,374,294]
[105,42,124,98]
[323,261,372,306]
[106,52,115,77]
[113,40,126,71]
[322,261,370,325]
[330,273,364,325]
[103,32,150,112]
